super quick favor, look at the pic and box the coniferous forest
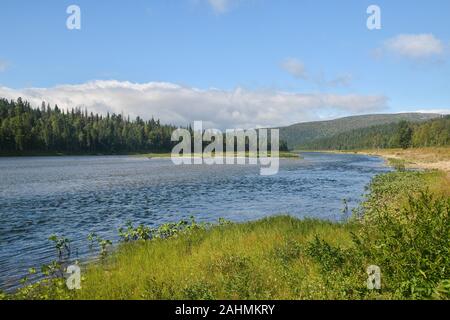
[0,98,177,154]
[0,98,290,155]
[298,117,450,150]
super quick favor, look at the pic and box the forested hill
[0,98,177,154]
[279,113,441,149]
[298,116,450,150]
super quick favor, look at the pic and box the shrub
[354,191,450,298]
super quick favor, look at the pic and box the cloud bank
[0,80,389,129]
[382,34,445,59]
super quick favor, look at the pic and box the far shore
[139,151,301,159]
[298,147,450,173]
[0,150,302,159]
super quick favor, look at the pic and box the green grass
[3,169,449,300]
[74,217,354,300]
[138,152,174,158]
[139,151,301,159]
[0,150,301,159]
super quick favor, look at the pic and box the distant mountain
[299,115,450,150]
[279,113,442,149]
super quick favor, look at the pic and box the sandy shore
[350,148,450,173]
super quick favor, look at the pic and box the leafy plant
[119,221,152,242]
[118,216,213,243]
[388,158,406,171]
[86,233,113,259]
[306,236,348,273]
[48,235,71,258]
[98,239,112,259]
[354,191,450,298]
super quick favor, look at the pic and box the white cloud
[0,60,9,72]
[404,109,450,115]
[207,0,231,13]
[204,0,255,14]
[0,80,388,129]
[280,58,307,79]
[314,72,353,88]
[281,58,352,87]
[383,34,445,59]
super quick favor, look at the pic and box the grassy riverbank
[4,166,449,300]
[319,147,450,173]
[0,151,301,159]
[139,151,301,159]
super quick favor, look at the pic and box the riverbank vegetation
[357,148,450,174]
[309,147,450,175]
[139,151,301,159]
[2,167,449,300]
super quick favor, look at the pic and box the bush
[307,183,450,299]
[354,191,450,298]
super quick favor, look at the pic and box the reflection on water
[0,152,389,290]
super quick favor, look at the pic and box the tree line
[0,98,177,154]
[0,98,289,155]
[299,116,450,150]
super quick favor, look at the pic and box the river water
[0,152,389,290]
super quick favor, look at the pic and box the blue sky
[0,0,449,128]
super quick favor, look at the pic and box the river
[0,152,389,290]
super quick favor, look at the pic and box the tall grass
[75,217,356,300]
